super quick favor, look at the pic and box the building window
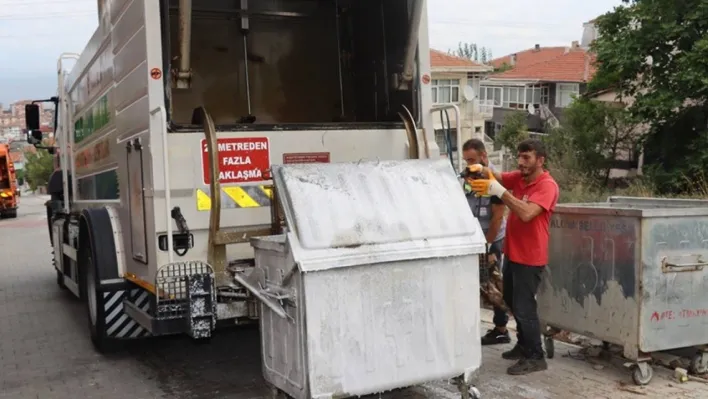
[479,86,502,106]
[434,128,458,155]
[556,83,579,108]
[432,79,460,104]
[480,84,549,110]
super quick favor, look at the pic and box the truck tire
[80,208,122,353]
[79,232,119,352]
[4,209,16,218]
[79,208,150,353]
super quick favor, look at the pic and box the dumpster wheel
[690,353,708,375]
[544,336,554,359]
[463,386,481,399]
[452,375,481,399]
[630,363,653,386]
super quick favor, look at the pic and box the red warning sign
[201,137,270,184]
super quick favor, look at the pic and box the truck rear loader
[26,1,484,398]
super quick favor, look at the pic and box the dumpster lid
[270,159,486,271]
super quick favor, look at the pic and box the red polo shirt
[501,170,559,266]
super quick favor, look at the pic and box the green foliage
[591,0,708,193]
[449,42,493,63]
[561,97,641,185]
[496,112,529,149]
[24,148,54,191]
[494,63,513,73]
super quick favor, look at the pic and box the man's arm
[500,192,543,223]
[485,200,505,243]
[500,180,558,223]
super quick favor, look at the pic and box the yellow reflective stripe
[196,189,211,211]
[196,186,272,211]
[261,186,273,199]
[223,186,260,208]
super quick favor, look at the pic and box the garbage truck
[26,1,486,398]
[0,143,19,218]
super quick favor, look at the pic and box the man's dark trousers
[503,260,545,359]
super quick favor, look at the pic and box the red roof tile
[9,153,22,163]
[430,49,485,68]
[490,47,596,83]
[490,47,568,69]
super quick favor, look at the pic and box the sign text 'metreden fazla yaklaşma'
[201,137,270,184]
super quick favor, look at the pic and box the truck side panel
[62,0,160,281]
[113,0,162,276]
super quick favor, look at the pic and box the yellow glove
[467,164,484,175]
[464,164,488,188]
[470,178,506,198]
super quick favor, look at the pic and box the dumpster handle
[232,271,291,319]
[661,256,707,273]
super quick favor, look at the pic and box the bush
[24,148,54,192]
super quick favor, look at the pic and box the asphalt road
[0,194,705,399]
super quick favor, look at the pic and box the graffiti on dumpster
[549,215,637,307]
[650,309,708,322]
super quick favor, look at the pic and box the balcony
[454,99,494,121]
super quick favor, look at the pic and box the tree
[591,0,708,193]
[558,97,642,186]
[23,147,54,191]
[496,111,529,149]
[449,42,493,63]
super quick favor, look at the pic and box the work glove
[469,173,506,198]
[466,164,487,177]
[463,164,489,186]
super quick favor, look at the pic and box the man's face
[463,148,487,167]
[517,150,544,177]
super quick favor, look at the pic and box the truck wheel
[4,209,17,218]
[81,240,119,353]
[80,209,125,354]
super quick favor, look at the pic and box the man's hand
[467,164,484,175]
[470,178,507,198]
[466,164,493,179]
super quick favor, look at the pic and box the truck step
[153,261,217,339]
[185,273,216,339]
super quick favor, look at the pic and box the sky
[0,0,623,105]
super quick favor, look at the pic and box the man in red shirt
[467,138,559,376]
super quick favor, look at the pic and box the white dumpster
[249,159,486,399]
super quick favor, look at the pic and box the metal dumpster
[247,159,487,399]
[538,196,708,386]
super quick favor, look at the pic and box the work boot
[501,344,525,360]
[481,328,511,346]
[507,358,548,375]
